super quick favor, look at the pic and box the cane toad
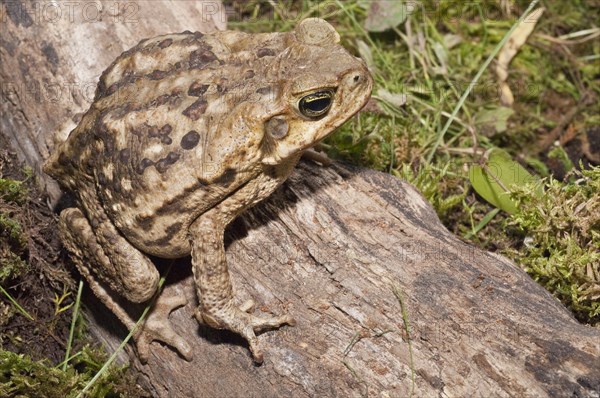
[44,18,373,363]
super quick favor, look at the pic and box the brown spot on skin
[133,123,155,137]
[152,182,204,217]
[0,37,17,57]
[160,124,172,134]
[215,168,237,187]
[95,119,116,155]
[148,222,183,246]
[150,94,171,107]
[182,98,208,120]
[108,234,119,245]
[182,31,204,43]
[136,215,154,230]
[158,124,173,145]
[119,148,131,163]
[136,158,154,174]
[118,45,139,61]
[181,130,201,150]
[113,180,122,193]
[189,49,217,69]
[158,38,173,48]
[105,83,120,96]
[149,91,181,108]
[165,222,182,236]
[148,69,168,80]
[188,82,209,97]
[109,102,134,119]
[102,72,137,98]
[58,152,73,167]
[155,152,180,173]
[132,123,173,144]
[257,48,275,58]
[243,70,255,79]
[256,86,271,95]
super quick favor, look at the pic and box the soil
[0,133,75,364]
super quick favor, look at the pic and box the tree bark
[2,1,598,397]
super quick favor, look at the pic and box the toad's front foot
[135,294,192,363]
[195,300,295,363]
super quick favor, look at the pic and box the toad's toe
[135,293,192,362]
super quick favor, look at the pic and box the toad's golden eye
[298,89,335,119]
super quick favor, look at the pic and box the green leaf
[469,148,541,214]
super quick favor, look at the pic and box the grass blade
[63,280,84,371]
[0,284,34,321]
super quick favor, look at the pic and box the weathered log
[2,1,598,397]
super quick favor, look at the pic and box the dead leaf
[377,88,407,109]
[495,7,545,106]
[356,39,376,73]
[443,34,462,49]
[364,0,410,32]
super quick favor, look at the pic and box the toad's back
[45,20,372,257]
[45,29,295,252]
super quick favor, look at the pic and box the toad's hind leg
[58,207,192,362]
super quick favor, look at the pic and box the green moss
[0,178,28,205]
[0,347,141,398]
[0,253,29,284]
[506,166,600,323]
[0,211,29,286]
[0,213,26,250]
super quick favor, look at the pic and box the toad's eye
[298,89,335,119]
